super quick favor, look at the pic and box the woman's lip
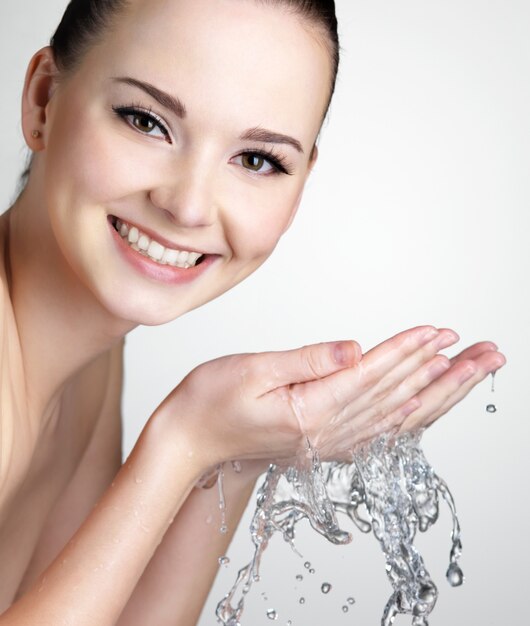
[110,214,208,255]
[108,216,218,285]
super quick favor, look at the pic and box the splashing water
[216,431,463,626]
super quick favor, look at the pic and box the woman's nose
[148,162,216,228]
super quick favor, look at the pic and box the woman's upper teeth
[116,218,203,268]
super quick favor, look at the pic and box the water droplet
[347,597,355,605]
[287,621,292,626]
[299,597,305,604]
[446,563,464,587]
[309,568,315,574]
[231,461,242,473]
[418,583,436,603]
[295,574,303,581]
[218,556,230,566]
[491,370,496,392]
[321,582,331,594]
[217,466,227,534]
[342,605,349,613]
[266,609,278,620]
[486,404,497,413]
[134,476,143,484]
[205,514,213,525]
[304,561,311,569]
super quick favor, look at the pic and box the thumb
[259,341,362,391]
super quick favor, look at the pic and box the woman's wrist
[140,403,211,485]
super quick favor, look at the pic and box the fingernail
[421,327,439,343]
[333,342,353,365]
[428,359,450,378]
[402,397,421,416]
[458,365,476,384]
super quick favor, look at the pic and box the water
[487,372,497,412]
[321,582,332,594]
[216,432,463,626]
[266,609,278,620]
[219,556,231,566]
[218,465,228,534]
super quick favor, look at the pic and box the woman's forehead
[85,0,331,138]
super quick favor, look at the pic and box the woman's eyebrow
[111,76,304,153]
[111,76,187,118]
[240,128,304,154]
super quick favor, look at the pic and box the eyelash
[112,103,294,176]
[112,103,170,141]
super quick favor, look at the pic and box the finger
[358,326,443,387]
[358,330,458,405]
[449,341,498,365]
[399,350,506,432]
[293,326,445,411]
[326,328,458,422]
[256,340,362,394]
[320,353,451,444]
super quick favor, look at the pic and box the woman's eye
[129,113,167,139]
[113,106,170,141]
[241,153,274,173]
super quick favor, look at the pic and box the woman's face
[36,0,331,325]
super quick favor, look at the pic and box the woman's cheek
[223,183,302,258]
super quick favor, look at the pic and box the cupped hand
[153,326,504,470]
[312,333,506,459]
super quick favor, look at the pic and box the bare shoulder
[14,337,126,598]
[0,212,29,492]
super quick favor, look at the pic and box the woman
[0,0,505,624]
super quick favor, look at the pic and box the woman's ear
[21,46,60,151]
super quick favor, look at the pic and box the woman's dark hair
[19,0,339,190]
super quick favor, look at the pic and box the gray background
[1,1,528,624]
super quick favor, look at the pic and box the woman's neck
[1,188,136,425]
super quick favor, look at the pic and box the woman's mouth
[109,215,205,268]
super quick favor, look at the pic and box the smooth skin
[0,0,505,624]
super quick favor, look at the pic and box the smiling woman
[0,1,506,625]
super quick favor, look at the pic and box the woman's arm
[1,414,205,626]
[116,462,263,626]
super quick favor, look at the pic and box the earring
[31,130,41,139]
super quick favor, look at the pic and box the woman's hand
[397,340,505,432]
[313,335,506,458]
[152,325,505,470]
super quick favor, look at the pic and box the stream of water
[216,431,463,626]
